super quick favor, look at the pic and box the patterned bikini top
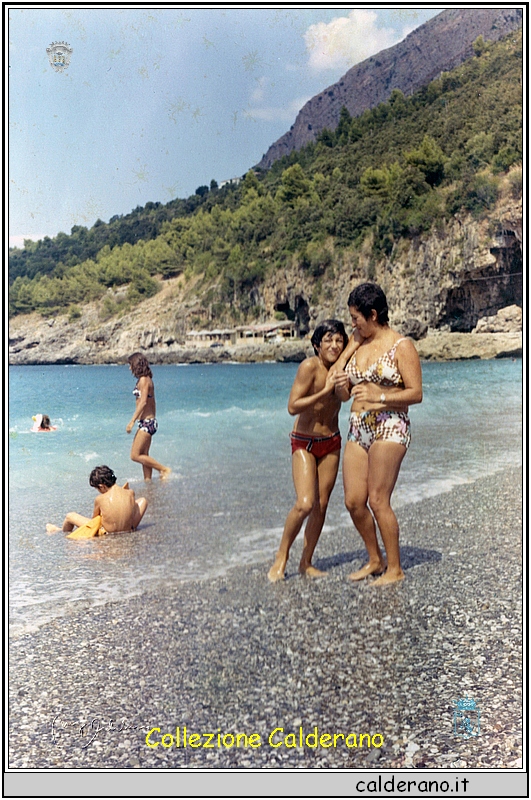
[132,382,153,399]
[345,338,408,387]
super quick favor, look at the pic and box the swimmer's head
[311,320,348,355]
[89,466,117,489]
[128,352,153,379]
[41,415,52,429]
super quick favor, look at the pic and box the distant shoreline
[7,327,523,366]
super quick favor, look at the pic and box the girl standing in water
[126,352,171,481]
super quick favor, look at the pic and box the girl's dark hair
[41,414,51,429]
[128,352,153,379]
[311,319,348,354]
[347,282,389,324]
[89,465,117,488]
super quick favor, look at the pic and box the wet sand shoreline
[9,466,522,769]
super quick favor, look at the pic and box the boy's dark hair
[347,282,389,324]
[311,319,348,354]
[128,352,153,379]
[89,466,117,489]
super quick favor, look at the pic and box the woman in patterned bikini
[126,352,171,481]
[336,283,422,586]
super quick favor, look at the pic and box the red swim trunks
[290,431,341,459]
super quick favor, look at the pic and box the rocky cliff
[256,189,522,336]
[8,192,522,366]
[257,7,522,170]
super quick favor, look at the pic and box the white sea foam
[82,451,100,462]
[391,461,522,510]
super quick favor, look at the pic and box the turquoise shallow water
[8,359,522,636]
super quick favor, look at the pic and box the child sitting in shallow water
[46,465,147,538]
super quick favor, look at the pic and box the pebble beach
[9,466,522,770]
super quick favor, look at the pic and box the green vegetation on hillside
[9,30,522,319]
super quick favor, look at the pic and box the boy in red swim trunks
[268,320,352,582]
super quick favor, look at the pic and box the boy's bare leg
[45,512,92,534]
[131,497,148,530]
[299,451,339,578]
[268,451,317,583]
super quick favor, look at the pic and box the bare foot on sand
[160,468,172,481]
[348,561,386,581]
[46,524,61,534]
[268,554,287,583]
[371,570,405,587]
[300,564,327,579]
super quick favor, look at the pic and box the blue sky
[8,6,443,247]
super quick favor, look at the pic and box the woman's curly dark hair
[347,282,389,325]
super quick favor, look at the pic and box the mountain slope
[257,7,522,169]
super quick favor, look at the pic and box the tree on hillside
[405,135,447,187]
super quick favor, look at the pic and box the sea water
[8,359,522,637]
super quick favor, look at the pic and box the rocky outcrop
[8,310,521,367]
[415,331,521,361]
[261,192,522,336]
[382,199,522,334]
[257,8,522,169]
[473,304,522,333]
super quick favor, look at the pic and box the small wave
[393,461,522,509]
[82,451,100,462]
[164,406,278,421]
[238,527,283,546]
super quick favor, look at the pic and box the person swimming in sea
[267,320,351,582]
[126,352,171,481]
[46,465,148,538]
[31,414,57,432]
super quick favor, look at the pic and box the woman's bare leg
[268,450,317,582]
[343,441,386,580]
[367,441,406,586]
[130,429,171,481]
[299,451,340,577]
